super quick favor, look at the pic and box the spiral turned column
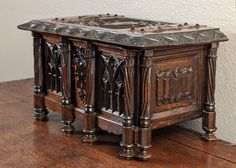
[202,42,219,141]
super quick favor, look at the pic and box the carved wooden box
[18,14,228,160]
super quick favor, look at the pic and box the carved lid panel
[18,14,228,48]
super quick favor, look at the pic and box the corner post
[82,44,97,142]
[119,53,136,159]
[32,32,48,121]
[137,50,153,161]
[60,38,75,134]
[202,42,219,141]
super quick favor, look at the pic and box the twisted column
[202,42,219,141]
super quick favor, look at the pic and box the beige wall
[0,0,236,143]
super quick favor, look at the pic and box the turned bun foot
[82,132,97,143]
[119,144,135,160]
[61,121,75,135]
[202,132,217,141]
[33,108,48,121]
[136,148,151,161]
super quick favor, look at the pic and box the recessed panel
[152,50,203,113]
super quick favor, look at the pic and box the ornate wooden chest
[18,14,228,160]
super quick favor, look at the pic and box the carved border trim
[18,20,228,48]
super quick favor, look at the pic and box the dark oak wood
[202,43,219,141]
[137,50,153,160]
[82,42,97,143]
[32,32,48,121]
[0,79,236,168]
[18,15,228,161]
[119,53,136,159]
[18,15,228,48]
[60,38,75,135]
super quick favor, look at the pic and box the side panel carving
[45,42,62,94]
[156,66,193,106]
[152,51,201,113]
[98,54,125,116]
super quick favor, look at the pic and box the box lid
[18,14,228,48]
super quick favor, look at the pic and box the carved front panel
[152,50,204,113]
[72,46,87,108]
[96,53,125,117]
[45,41,62,95]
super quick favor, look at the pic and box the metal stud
[196,24,200,29]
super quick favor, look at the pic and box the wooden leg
[33,108,48,121]
[33,94,48,121]
[61,101,75,135]
[119,56,135,159]
[119,117,135,159]
[137,118,152,161]
[82,44,97,142]
[32,33,48,121]
[83,105,97,142]
[137,51,153,161]
[202,43,219,141]
[202,110,217,141]
[60,38,75,135]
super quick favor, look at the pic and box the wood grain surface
[0,79,235,168]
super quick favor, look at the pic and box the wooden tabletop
[0,79,235,168]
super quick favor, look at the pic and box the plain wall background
[0,0,236,143]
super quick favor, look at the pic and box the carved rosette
[202,42,219,141]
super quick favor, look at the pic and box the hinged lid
[18,14,228,48]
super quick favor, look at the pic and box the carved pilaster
[119,55,136,159]
[32,32,48,121]
[60,38,74,134]
[137,50,153,161]
[202,42,219,141]
[82,44,97,142]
